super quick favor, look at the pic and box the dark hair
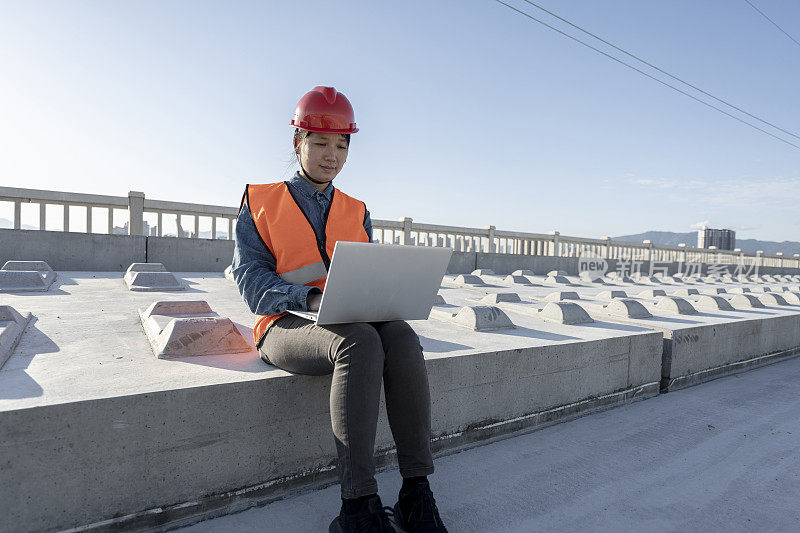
[293,128,350,151]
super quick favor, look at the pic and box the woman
[232,86,448,533]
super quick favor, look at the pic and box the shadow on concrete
[638,316,704,325]
[179,279,208,294]
[0,319,57,399]
[418,335,472,353]
[586,321,651,333]
[482,327,580,342]
[51,276,79,286]
[0,287,71,296]
[168,350,266,373]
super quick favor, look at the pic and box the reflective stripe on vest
[278,260,328,285]
[245,182,370,346]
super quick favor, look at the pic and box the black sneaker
[392,481,448,533]
[329,494,396,532]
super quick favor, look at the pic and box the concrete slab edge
[60,381,659,533]
[662,346,800,392]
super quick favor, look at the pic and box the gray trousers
[259,314,435,498]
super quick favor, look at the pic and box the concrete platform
[0,272,663,532]
[179,355,800,533]
[3,270,800,531]
[442,273,800,393]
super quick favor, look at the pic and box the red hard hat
[290,86,358,134]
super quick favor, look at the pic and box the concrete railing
[2,186,798,269]
[0,187,238,240]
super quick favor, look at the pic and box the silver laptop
[288,241,453,325]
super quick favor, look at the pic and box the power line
[520,0,800,141]
[744,0,800,49]
[492,0,800,151]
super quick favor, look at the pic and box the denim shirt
[232,172,373,319]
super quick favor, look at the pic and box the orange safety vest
[242,182,370,346]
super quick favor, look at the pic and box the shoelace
[352,505,395,532]
[403,487,447,533]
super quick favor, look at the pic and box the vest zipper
[285,182,333,270]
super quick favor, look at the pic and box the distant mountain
[613,231,800,256]
[0,217,38,230]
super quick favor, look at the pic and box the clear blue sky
[1,0,799,241]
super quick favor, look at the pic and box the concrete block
[729,287,751,294]
[701,288,727,295]
[454,274,486,286]
[138,300,252,358]
[538,302,594,325]
[124,271,185,292]
[224,265,235,282]
[654,296,698,315]
[671,275,693,283]
[432,294,446,305]
[502,275,536,286]
[782,292,800,305]
[0,270,57,292]
[126,262,167,273]
[579,273,606,284]
[543,291,580,302]
[671,288,700,297]
[729,294,766,309]
[449,305,516,331]
[547,270,567,277]
[511,269,535,276]
[597,290,628,301]
[758,293,789,306]
[2,260,53,271]
[640,276,663,284]
[543,275,571,285]
[478,293,521,304]
[471,269,495,276]
[603,299,652,319]
[693,295,735,311]
[637,289,667,299]
[0,305,33,370]
[606,274,634,283]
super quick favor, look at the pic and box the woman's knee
[331,323,384,366]
[376,320,422,354]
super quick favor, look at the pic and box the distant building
[697,227,736,250]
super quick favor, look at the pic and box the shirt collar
[289,172,334,201]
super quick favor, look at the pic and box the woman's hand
[307,292,323,311]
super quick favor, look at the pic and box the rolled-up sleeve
[364,206,373,242]
[232,198,321,315]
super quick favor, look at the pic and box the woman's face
[297,132,349,185]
